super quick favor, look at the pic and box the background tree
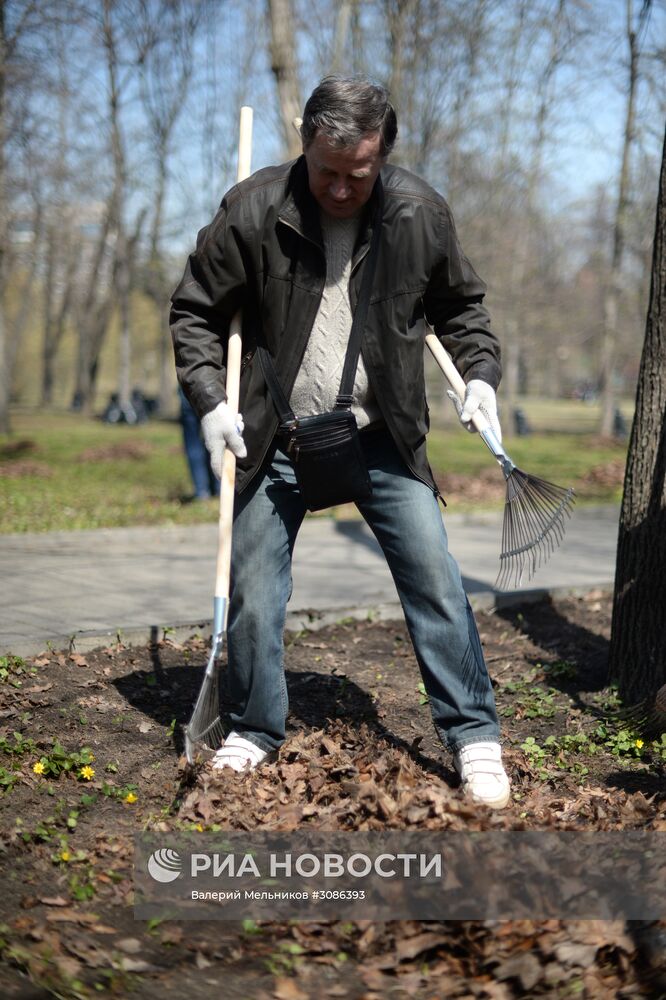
[267,0,302,158]
[609,122,666,705]
[1,0,664,418]
[0,0,50,431]
[598,0,644,437]
[136,0,203,414]
[0,0,9,434]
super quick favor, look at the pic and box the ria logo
[147,849,182,883]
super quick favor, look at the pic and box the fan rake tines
[496,469,575,591]
[184,620,228,765]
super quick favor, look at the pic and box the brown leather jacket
[170,156,501,496]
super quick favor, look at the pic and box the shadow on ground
[113,639,459,790]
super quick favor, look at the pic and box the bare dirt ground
[1,590,665,999]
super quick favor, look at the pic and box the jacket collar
[277,155,384,252]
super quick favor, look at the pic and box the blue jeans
[179,388,219,499]
[227,428,500,754]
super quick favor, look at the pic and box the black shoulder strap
[334,192,383,409]
[257,337,294,427]
[258,190,383,426]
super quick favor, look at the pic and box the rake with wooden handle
[184,106,253,765]
[425,330,575,591]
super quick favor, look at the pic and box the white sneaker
[212,731,274,772]
[453,741,511,809]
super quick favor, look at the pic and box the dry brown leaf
[54,954,83,980]
[63,939,112,968]
[116,937,142,954]
[46,909,103,925]
[494,951,543,991]
[13,915,37,933]
[160,926,184,945]
[360,965,393,991]
[273,976,309,1000]
[363,952,398,971]
[554,942,599,968]
[395,931,449,963]
[117,956,160,972]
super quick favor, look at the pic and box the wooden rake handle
[424,330,492,436]
[425,329,511,470]
[215,106,253,603]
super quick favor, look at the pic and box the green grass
[426,426,627,502]
[0,411,218,533]
[0,406,628,534]
[427,391,629,505]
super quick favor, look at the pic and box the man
[171,77,511,809]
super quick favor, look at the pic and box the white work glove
[447,379,502,443]
[201,401,247,477]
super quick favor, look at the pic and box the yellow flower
[635,739,644,749]
[61,850,71,862]
[195,823,204,832]
[33,761,46,775]
[124,792,138,804]
[79,765,95,780]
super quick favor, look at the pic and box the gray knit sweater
[289,212,383,429]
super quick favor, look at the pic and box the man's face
[303,130,384,218]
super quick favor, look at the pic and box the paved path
[1,505,618,656]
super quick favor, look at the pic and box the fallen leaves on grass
[435,466,507,504]
[580,458,625,488]
[75,442,152,462]
[0,460,53,478]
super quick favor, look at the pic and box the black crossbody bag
[258,201,382,512]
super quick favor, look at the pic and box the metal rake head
[184,714,226,766]
[495,469,575,591]
[183,644,226,765]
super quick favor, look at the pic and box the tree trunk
[266,0,302,159]
[72,199,115,413]
[599,0,638,437]
[609,123,666,705]
[103,0,132,412]
[148,150,171,413]
[332,0,353,73]
[385,0,418,121]
[0,0,9,433]
[116,229,132,410]
[42,226,78,406]
[8,197,42,381]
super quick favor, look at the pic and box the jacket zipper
[237,414,280,495]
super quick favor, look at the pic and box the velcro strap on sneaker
[213,733,268,771]
[465,758,506,775]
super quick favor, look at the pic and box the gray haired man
[171,77,510,808]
